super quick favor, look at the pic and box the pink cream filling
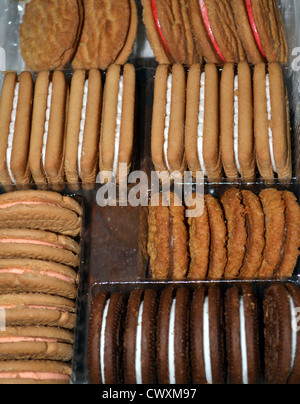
[0,201,58,210]
[199,0,226,63]
[0,239,63,249]
[245,0,267,59]
[0,304,72,312]
[0,337,57,343]
[0,372,69,381]
[151,0,173,56]
[0,268,75,284]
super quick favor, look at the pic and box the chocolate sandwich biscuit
[231,0,288,64]
[72,0,137,70]
[29,70,68,188]
[225,285,261,384]
[253,63,291,180]
[65,69,103,186]
[185,63,222,181]
[0,326,74,362]
[147,192,188,279]
[263,283,300,384]
[156,287,190,384]
[142,0,201,66]
[220,62,255,180]
[151,64,186,176]
[0,190,82,237]
[0,361,72,384]
[0,71,33,189]
[20,0,84,71]
[99,64,135,183]
[221,189,247,279]
[190,286,225,384]
[88,292,126,384]
[0,228,80,268]
[0,259,78,299]
[0,293,76,330]
[123,289,158,384]
[187,0,246,64]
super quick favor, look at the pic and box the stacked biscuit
[20,0,137,71]
[0,64,136,190]
[142,0,287,65]
[147,188,300,280]
[0,190,82,384]
[88,283,300,384]
[152,62,292,181]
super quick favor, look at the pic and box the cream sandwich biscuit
[65,69,102,186]
[151,64,186,176]
[123,289,158,384]
[185,63,222,181]
[99,64,135,183]
[0,326,74,362]
[0,360,72,384]
[0,228,80,268]
[29,70,68,188]
[0,293,76,330]
[0,259,77,299]
[225,285,261,384]
[263,283,300,384]
[0,190,82,237]
[88,292,126,384]
[220,62,255,180]
[190,285,225,384]
[156,287,190,384]
[0,71,33,189]
[253,63,292,180]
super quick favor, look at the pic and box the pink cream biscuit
[0,372,70,381]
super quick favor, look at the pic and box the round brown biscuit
[0,361,72,385]
[72,0,131,70]
[115,0,138,65]
[123,289,158,384]
[20,0,84,71]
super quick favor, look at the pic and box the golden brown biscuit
[0,72,33,189]
[99,64,135,184]
[72,0,137,70]
[20,0,84,71]
[253,63,292,180]
[220,62,255,180]
[185,63,222,181]
[147,192,188,279]
[29,71,69,189]
[65,69,103,186]
[151,64,186,176]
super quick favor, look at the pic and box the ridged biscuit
[20,0,84,71]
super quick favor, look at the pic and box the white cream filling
[289,295,297,374]
[203,296,213,384]
[42,82,53,171]
[100,298,110,385]
[112,76,124,178]
[168,298,176,384]
[197,72,206,175]
[234,75,241,174]
[6,82,19,184]
[78,79,88,179]
[266,75,277,173]
[163,74,172,171]
[135,300,144,384]
[239,296,248,384]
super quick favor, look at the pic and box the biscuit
[185,63,222,180]
[29,71,68,189]
[0,72,33,189]
[0,361,72,384]
[20,0,84,71]
[99,64,136,183]
[65,69,103,186]
[253,63,292,180]
[72,0,136,70]
[220,62,255,180]
[0,190,82,237]
[151,64,186,175]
